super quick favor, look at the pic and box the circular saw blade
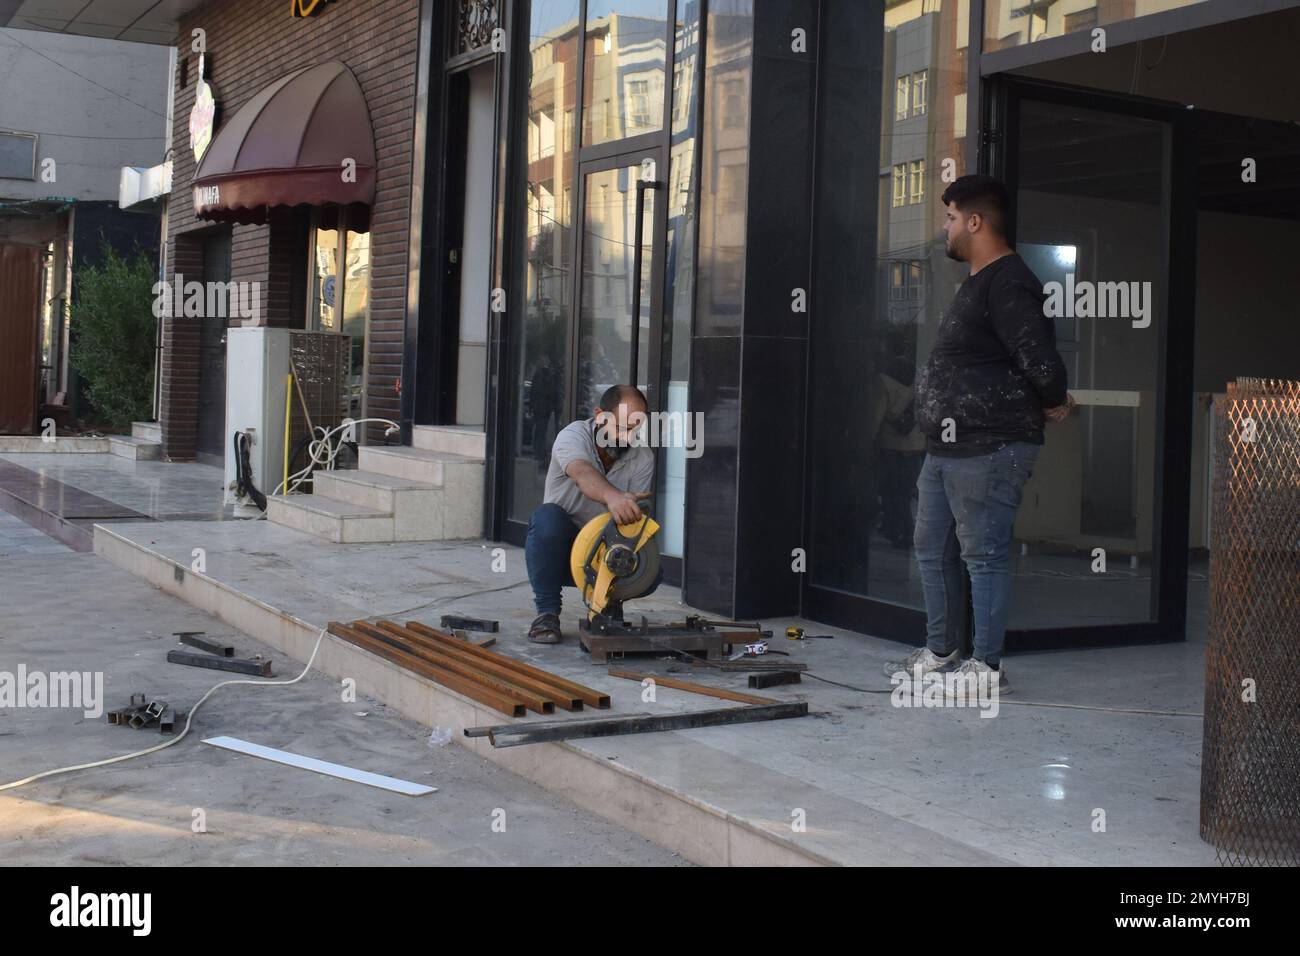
[606,534,660,600]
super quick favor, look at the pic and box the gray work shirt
[544,418,656,527]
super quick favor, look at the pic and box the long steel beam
[466,703,809,748]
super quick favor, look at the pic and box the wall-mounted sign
[189,54,219,164]
[291,0,337,16]
[193,184,221,213]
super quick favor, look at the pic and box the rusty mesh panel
[1200,378,1300,866]
[288,331,349,478]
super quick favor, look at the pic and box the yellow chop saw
[568,506,768,663]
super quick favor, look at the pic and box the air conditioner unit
[224,327,347,513]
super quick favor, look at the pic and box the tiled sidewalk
[0,511,70,557]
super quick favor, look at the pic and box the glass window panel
[576,162,653,410]
[309,217,339,333]
[654,0,703,559]
[808,0,969,605]
[583,1,669,147]
[342,225,370,420]
[506,0,581,523]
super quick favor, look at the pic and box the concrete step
[360,445,480,485]
[412,424,486,458]
[357,447,483,538]
[310,469,455,541]
[266,493,394,544]
[0,436,109,453]
[109,435,161,460]
[131,421,162,443]
[312,469,436,513]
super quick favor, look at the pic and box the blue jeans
[913,442,1039,668]
[526,504,580,616]
[523,503,663,616]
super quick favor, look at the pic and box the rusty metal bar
[351,622,555,715]
[606,669,776,705]
[373,622,582,711]
[403,620,611,708]
[327,622,525,718]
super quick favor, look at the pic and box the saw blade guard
[570,510,662,617]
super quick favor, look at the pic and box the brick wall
[159,234,204,458]
[162,0,420,459]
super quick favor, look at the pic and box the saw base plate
[577,616,731,664]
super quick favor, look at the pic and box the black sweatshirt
[914,253,1069,457]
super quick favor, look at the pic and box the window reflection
[583,1,668,146]
[508,0,581,522]
[577,163,653,410]
[984,0,1210,51]
[655,0,702,559]
[810,0,969,603]
[342,225,370,420]
[310,219,339,333]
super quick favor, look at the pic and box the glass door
[498,0,693,567]
[801,69,1194,650]
[993,77,1194,647]
[573,152,664,410]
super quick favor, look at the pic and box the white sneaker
[944,658,1011,699]
[883,646,960,679]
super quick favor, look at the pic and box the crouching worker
[525,384,659,644]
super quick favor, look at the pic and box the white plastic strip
[202,736,436,796]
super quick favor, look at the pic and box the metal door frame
[568,148,668,419]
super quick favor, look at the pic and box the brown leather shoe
[528,613,562,644]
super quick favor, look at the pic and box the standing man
[887,175,1073,693]
[525,384,658,644]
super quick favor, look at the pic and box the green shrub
[69,244,156,430]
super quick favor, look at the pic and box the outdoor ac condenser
[224,327,293,514]
[224,327,350,515]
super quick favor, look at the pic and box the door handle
[629,178,662,388]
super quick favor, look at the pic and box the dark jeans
[524,502,663,617]
[913,442,1039,668]
[525,503,579,616]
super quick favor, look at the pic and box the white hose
[271,418,400,498]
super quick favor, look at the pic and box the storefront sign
[189,55,218,164]
[193,184,221,213]
[291,0,337,16]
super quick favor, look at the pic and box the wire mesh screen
[1201,378,1300,866]
[288,331,349,480]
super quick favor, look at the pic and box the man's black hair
[597,384,648,413]
[941,174,1010,238]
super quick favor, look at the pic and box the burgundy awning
[192,61,376,225]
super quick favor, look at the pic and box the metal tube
[353,622,555,715]
[328,623,525,718]
[403,620,610,708]
[374,622,581,711]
